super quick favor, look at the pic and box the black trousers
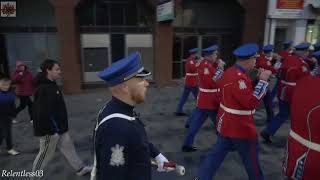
[16,96,33,120]
[0,119,13,150]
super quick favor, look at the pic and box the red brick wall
[241,0,268,45]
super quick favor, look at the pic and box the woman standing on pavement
[11,61,34,123]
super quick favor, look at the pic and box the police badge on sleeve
[110,144,125,166]
[204,68,209,75]
[302,66,308,72]
[238,80,247,90]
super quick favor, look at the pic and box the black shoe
[184,124,190,129]
[175,112,187,116]
[260,131,272,143]
[182,145,197,152]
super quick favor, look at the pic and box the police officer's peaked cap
[189,48,199,54]
[294,42,311,51]
[312,50,320,60]
[282,40,293,47]
[97,52,151,86]
[233,43,259,59]
[313,40,320,49]
[202,45,219,55]
[262,44,274,53]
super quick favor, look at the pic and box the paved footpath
[0,81,289,180]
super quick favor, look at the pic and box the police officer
[310,41,320,74]
[270,40,293,100]
[182,45,225,152]
[176,48,200,116]
[283,51,320,180]
[261,42,311,143]
[93,52,172,180]
[256,44,278,123]
[195,43,271,180]
[278,40,293,60]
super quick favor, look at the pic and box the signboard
[277,0,304,9]
[1,1,16,17]
[157,0,174,22]
[269,0,305,19]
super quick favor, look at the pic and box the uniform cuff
[253,80,269,100]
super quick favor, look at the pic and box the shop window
[110,3,124,25]
[77,0,147,26]
[77,0,94,26]
[306,24,319,44]
[126,3,138,26]
[96,2,110,26]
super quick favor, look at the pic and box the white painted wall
[263,0,318,46]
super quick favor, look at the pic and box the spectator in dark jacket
[0,74,20,155]
[31,59,91,179]
[11,61,34,123]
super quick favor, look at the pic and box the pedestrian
[195,43,272,180]
[92,52,173,180]
[261,42,311,143]
[283,50,320,180]
[0,74,20,155]
[182,45,225,152]
[175,48,200,116]
[11,61,34,123]
[31,59,92,178]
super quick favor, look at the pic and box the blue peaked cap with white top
[189,48,199,54]
[294,42,311,51]
[312,50,320,60]
[283,40,293,47]
[97,52,151,87]
[202,45,219,55]
[262,44,274,53]
[233,43,259,59]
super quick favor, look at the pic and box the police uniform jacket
[196,59,221,110]
[277,54,310,103]
[284,75,320,179]
[96,97,160,180]
[184,56,198,87]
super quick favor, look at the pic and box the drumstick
[151,160,186,176]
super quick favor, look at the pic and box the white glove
[274,61,282,70]
[155,153,173,172]
[217,59,226,69]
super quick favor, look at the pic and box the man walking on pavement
[176,48,200,116]
[260,42,311,143]
[195,43,272,180]
[32,59,92,179]
[182,45,225,152]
